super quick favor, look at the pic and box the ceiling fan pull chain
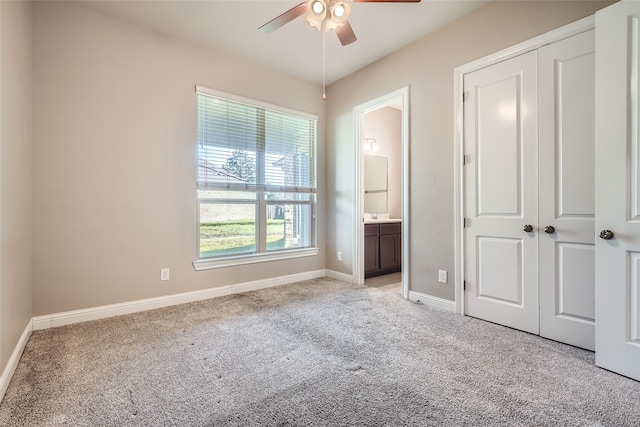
[322,19,327,101]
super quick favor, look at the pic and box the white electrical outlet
[337,251,343,262]
[160,268,170,281]
[438,270,448,284]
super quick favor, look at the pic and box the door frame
[353,87,410,298]
[453,15,595,315]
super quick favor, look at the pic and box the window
[195,86,317,267]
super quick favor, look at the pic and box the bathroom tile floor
[365,272,402,295]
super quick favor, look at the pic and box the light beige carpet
[0,278,638,426]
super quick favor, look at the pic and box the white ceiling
[81,0,489,86]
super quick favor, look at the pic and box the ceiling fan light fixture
[326,0,350,31]
[305,0,327,30]
[312,0,325,14]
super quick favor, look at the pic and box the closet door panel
[595,0,640,381]
[464,51,539,335]
[539,30,596,350]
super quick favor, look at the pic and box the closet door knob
[523,224,533,232]
[544,225,555,234]
[599,229,614,240]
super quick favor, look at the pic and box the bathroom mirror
[364,155,388,214]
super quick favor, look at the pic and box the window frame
[193,86,319,271]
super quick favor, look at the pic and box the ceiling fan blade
[354,0,421,2]
[336,20,357,46]
[258,3,307,33]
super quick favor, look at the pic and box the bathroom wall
[363,107,402,219]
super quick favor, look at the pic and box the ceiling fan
[258,0,422,46]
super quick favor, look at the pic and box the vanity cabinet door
[379,234,401,270]
[379,223,401,271]
[364,235,379,274]
[364,224,380,275]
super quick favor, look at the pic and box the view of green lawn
[199,219,285,257]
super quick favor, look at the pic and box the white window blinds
[196,87,317,193]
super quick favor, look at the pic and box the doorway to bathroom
[353,87,409,298]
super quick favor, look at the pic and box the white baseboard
[408,291,456,312]
[33,270,327,331]
[325,269,353,283]
[0,321,32,403]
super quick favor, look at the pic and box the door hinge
[463,218,467,228]
[462,92,466,102]
[463,280,467,291]
[462,154,470,165]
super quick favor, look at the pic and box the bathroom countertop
[364,218,402,224]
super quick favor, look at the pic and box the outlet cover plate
[438,270,448,284]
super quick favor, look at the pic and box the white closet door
[595,0,640,381]
[463,51,539,335]
[538,30,596,351]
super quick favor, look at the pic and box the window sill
[193,247,319,271]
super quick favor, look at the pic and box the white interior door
[463,51,539,335]
[594,0,640,381]
[538,30,596,351]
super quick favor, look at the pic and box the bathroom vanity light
[364,138,379,152]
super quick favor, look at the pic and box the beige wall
[32,2,326,316]
[0,0,33,369]
[364,107,402,219]
[325,1,613,299]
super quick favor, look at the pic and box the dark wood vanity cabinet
[364,225,380,274]
[364,222,401,278]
